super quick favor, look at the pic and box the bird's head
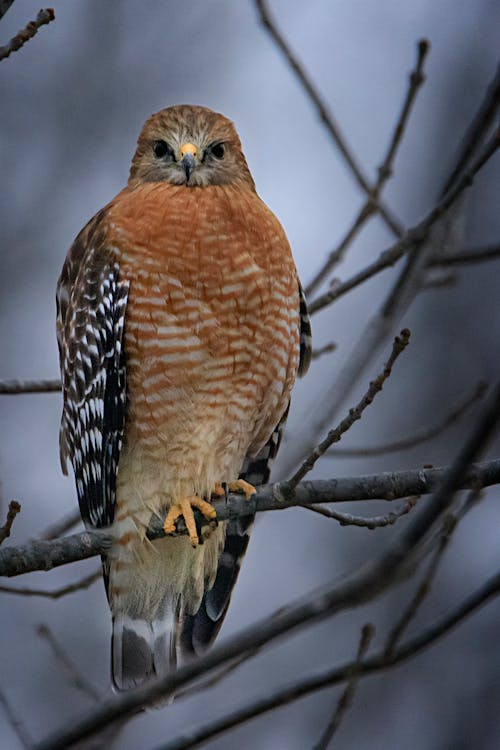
[128,105,255,189]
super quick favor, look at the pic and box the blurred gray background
[1,1,499,748]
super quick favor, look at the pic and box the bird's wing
[56,215,129,530]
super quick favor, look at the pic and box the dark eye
[153,140,174,159]
[210,142,225,159]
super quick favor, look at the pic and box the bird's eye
[209,142,225,159]
[153,140,174,159]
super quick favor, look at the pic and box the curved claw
[163,496,217,547]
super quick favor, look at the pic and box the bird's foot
[163,496,217,547]
[226,479,257,501]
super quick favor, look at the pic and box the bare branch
[384,486,483,656]
[0,500,21,545]
[289,329,410,486]
[33,379,500,750]
[440,63,500,196]
[254,0,403,237]
[313,624,375,750]
[0,377,61,394]
[328,381,486,457]
[3,458,500,579]
[430,243,500,267]
[306,39,429,296]
[0,568,100,598]
[37,624,100,702]
[38,509,81,540]
[311,342,337,361]
[0,684,34,749]
[305,496,418,530]
[0,8,55,62]
[0,1,15,21]
[309,127,500,317]
[146,571,500,750]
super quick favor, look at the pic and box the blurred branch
[254,0,403,237]
[306,39,429,296]
[0,568,100,598]
[39,509,80,540]
[0,8,55,62]
[148,570,500,750]
[3,457,500,578]
[430,243,500,267]
[311,341,337,361]
[309,126,500,316]
[328,381,486,457]
[0,0,15,21]
[37,624,100,702]
[0,499,21,545]
[440,63,500,196]
[384,486,483,656]
[289,329,411,486]
[305,496,418,529]
[0,377,61,394]
[313,624,375,750]
[0,684,34,749]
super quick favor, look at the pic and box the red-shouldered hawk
[56,105,311,690]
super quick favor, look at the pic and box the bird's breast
[107,183,300,496]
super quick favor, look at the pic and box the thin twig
[305,496,418,529]
[0,684,34,749]
[328,381,486,457]
[311,342,337,361]
[289,329,410,487]
[384,486,483,656]
[37,624,100,702]
[430,244,500,267]
[0,500,21,545]
[0,568,100,598]
[3,458,500,578]
[306,39,429,296]
[313,624,375,750]
[34,379,500,750]
[440,63,500,196]
[309,127,500,317]
[39,509,81,540]
[0,377,61,394]
[254,0,402,237]
[0,8,55,62]
[146,571,500,750]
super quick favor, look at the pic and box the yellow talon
[212,483,227,498]
[163,496,217,547]
[227,479,257,501]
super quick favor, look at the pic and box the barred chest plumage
[106,181,300,510]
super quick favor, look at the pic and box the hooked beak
[180,143,197,183]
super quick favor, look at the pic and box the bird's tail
[111,600,179,692]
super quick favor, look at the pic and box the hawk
[56,105,311,690]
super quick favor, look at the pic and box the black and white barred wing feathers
[56,228,129,530]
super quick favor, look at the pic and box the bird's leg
[163,496,217,547]
[226,479,257,500]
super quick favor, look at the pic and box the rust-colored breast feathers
[104,182,299,496]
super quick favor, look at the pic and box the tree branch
[306,39,429,297]
[0,500,21,545]
[0,8,55,62]
[2,458,500,579]
[254,0,403,237]
[289,329,410,485]
[148,570,500,750]
[0,378,61,394]
[32,379,500,749]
